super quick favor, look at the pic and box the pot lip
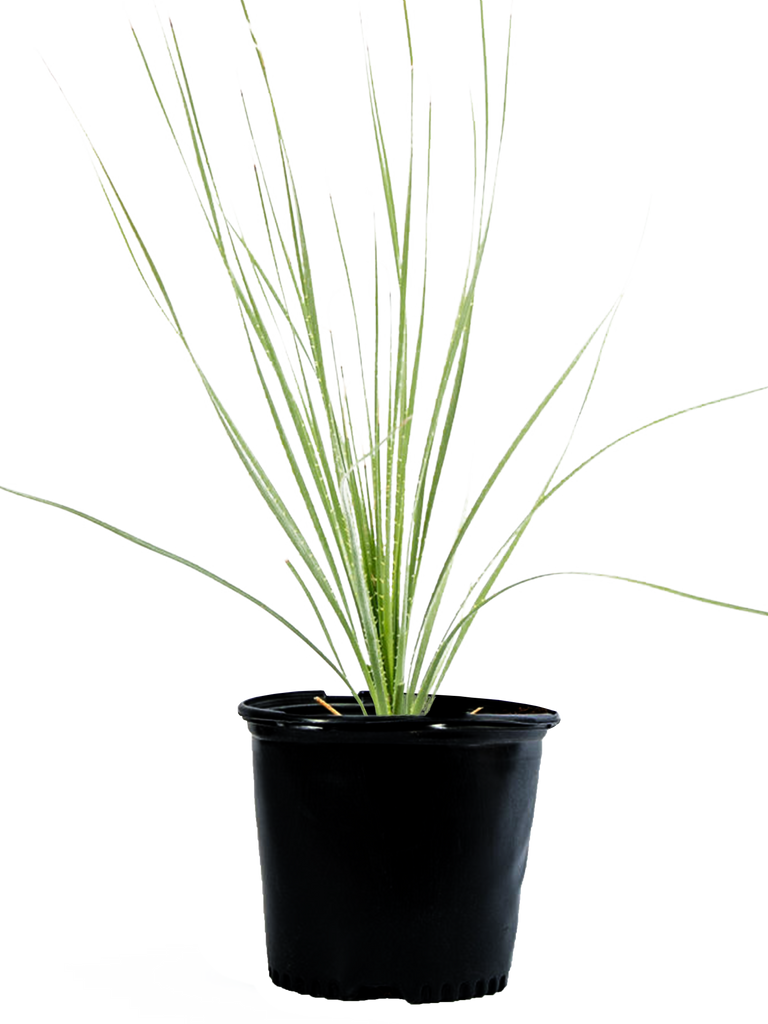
[238,689,560,733]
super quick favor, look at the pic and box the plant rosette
[4,2,765,720]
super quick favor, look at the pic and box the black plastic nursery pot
[237,690,559,1004]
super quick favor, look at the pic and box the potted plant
[1,0,765,1007]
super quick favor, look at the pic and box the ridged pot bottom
[268,965,509,1003]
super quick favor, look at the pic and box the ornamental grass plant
[2,0,766,716]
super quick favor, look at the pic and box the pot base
[268,965,508,1003]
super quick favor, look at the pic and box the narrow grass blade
[0,481,352,675]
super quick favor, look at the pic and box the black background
[4,0,765,1019]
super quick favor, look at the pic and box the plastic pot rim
[238,689,560,743]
